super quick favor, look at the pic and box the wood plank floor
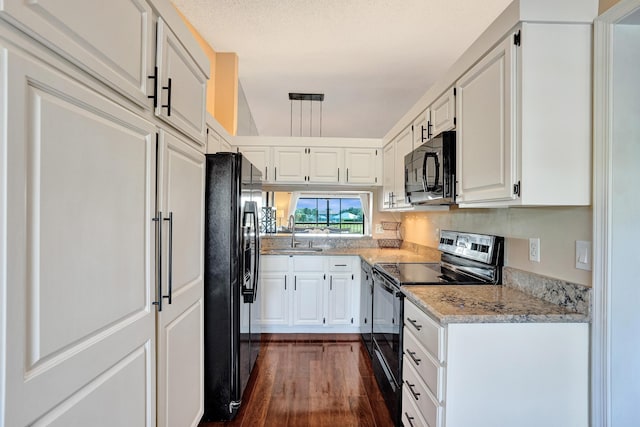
[199,334,394,427]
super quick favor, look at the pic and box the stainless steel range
[370,230,504,425]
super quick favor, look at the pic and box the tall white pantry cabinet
[0,1,208,426]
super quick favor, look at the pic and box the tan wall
[600,0,621,14]
[215,53,239,135]
[176,8,239,135]
[401,206,592,286]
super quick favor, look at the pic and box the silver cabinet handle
[330,276,333,291]
[152,211,163,311]
[284,276,287,290]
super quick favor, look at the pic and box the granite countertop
[402,285,589,324]
[261,247,439,265]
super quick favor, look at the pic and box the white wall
[402,206,592,286]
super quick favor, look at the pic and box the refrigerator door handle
[152,211,163,311]
[252,205,260,302]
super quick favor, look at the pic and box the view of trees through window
[294,198,364,234]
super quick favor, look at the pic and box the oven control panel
[438,230,503,265]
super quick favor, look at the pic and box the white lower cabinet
[259,255,360,332]
[402,299,589,427]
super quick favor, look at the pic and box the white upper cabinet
[308,147,343,183]
[456,34,516,204]
[344,148,380,184]
[394,126,413,208]
[382,142,395,209]
[239,146,272,181]
[431,87,456,136]
[155,18,208,146]
[456,23,592,206]
[273,147,308,183]
[0,0,156,109]
[412,110,430,147]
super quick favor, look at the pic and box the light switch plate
[576,240,592,271]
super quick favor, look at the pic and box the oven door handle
[373,270,403,297]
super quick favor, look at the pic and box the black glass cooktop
[374,262,487,285]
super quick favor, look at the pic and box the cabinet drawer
[328,256,352,272]
[402,386,429,427]
[404,328,444,401]
[261,255,289,272]
[404,300,445,362]
[403,361,443,427]
[292,256,325,272]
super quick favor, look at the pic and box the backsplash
[261,235,379,250]
[503,267,591,317]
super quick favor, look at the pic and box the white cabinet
[0,0,155,109]
[456,24,592,206]
[273,146,307,183]
[2,47,158,426]
[156,128,205,427]
[431,88,456,137]
[402,299,589,427]
[207,125,233,154]
[155,18,208,146]
[273,146,343,184]
[259,256,289,325]
[259,255,360,332]
[412,110,430,148]
[456,34,516,204]
[344,148,380,184]
[238,146,272,181]
[308,147,342,183]
[381,125,413,210]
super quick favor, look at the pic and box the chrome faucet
[288,215,300,248]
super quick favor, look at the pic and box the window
[294,197,364,234]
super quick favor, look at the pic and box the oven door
[372,270,404,424]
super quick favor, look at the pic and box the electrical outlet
[375,224,384,234]
[529,238,540,262]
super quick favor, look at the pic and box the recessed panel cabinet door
[308,147,342,183]
[3,49,157,426]
[456,34,517,203]
[345,148,379,184]
[156,18,207,146]
[156,129,205,427]
[292,274,324,325]
[260,274,290,325]
[0,0,155,109]
[328,275,352,325]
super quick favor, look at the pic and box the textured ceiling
[172,0,513,138]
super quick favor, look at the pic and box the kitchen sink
[265,247,324,254]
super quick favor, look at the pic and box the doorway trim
[592,1,640,425]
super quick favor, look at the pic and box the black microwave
[404,131,456,205]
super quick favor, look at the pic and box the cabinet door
[412,110,430,147]
[309,147,342,183]
[156,129,205,427]
[344,148,379,184]
[456,35,516,203]
[3,50,157,426]
[292,274,325,325]
[431,88,456,136]
[0,0,155,109]
[394,126,413,208]
[328,274,353,325]
[238,146,271,182]
[382,142,395,209]
[273,147,307,183]
[260,274,289,325]
[156,18,207,146]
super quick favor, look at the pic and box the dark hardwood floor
[200,334,394,427]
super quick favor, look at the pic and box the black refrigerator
[202,152,262,421]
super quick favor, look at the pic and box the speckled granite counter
[402,285,589,324]
[261,247,440,265]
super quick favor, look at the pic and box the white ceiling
[172,0,513,138]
